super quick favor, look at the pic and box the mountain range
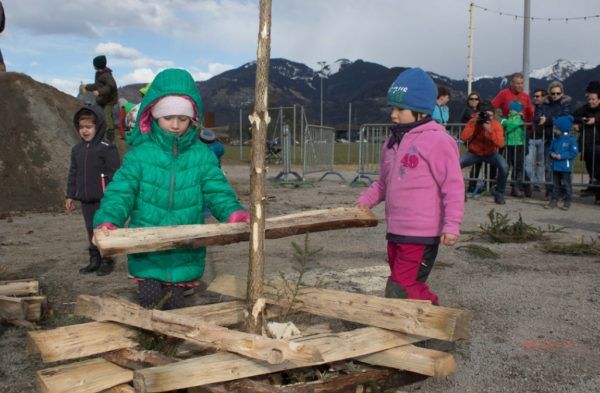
[118,58,600,130]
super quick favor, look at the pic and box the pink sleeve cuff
[227,210,249,223]
[96,223,118,230]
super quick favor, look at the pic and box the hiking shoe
[510,189,523,197]
[544,200,558,209]
[79,255,101,274]
[494,193,506,205]
[560,202,571,211]
[524,187,533,198]
[580,187,594,197]
[96,258,114,276]
[183,288,195,297]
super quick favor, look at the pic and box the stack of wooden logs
[0,278,46,328]
[28,274,471,393]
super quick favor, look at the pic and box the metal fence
[352,122,599,193]
[302,124,346,181]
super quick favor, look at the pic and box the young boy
[501,100,530,197]
[355,68,464,304]
[545,115,578,210]
[66,106,120,275]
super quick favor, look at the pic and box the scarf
[387,116,432,149]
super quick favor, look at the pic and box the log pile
[28,275,471,393]
[0,278,46,328]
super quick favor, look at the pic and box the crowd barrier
[302,124,345,181]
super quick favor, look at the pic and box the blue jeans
[460,152,509,195]
[551,171,572,203]
[526,139,545,187]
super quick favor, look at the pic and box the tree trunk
[247,0,272,334]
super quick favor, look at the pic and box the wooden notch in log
[0,278,39,296]
[208,274,471,342]
[75,295,323,364]
[95,207,378,257]
[103,348,177,370]
[0,295,28,320]
[133,327,423,392]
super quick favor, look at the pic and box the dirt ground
[0,164,599,393]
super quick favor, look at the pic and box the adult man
[460,100,509,204]
[492,72,534,123]
[573,81,600,204]
[0,1,5,72]
[84,55,118,142]
[526,88,547,191]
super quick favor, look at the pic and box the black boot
[384,278,408,299]
[96,258,114,276]
[80,254,101,274]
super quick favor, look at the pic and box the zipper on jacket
[84,143,89,200]
[168,139,179,211]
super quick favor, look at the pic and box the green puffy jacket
[501,113,525,146]
[94,69,244,283]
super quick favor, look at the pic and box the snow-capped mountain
[530,59,595,81]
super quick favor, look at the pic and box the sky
[2,0,600,96]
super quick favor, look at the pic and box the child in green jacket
[501,100,530,197]
[93,69,248,309]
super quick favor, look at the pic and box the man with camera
[459,100,509,204]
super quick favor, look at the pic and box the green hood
[127,68,204,148]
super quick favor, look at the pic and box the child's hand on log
[227,210,250,224]
[441,233,458,246]
[92,223,117,246]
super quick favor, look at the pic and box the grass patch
[540,237,600,256]
[457,244,499,259]
[479,209,564,243]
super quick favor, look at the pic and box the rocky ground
[1,164,599,393]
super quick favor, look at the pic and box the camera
[475,110,490,125]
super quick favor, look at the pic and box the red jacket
[492,88,534,123]
[460,118,505,157]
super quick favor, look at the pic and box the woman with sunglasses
[460,92,482,123]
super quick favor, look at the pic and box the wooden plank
[0,295,27,320]
[208,274,471,341]
[103,348,177,370]
[0,278,39,296]
[101,384,135,393]
[133,327,423,392]
[22,295,46,321]
[358,345,457,377]
[37,358,133,393]
[28,321,138,363]
[75,295,324,364]
[95,207,378,257]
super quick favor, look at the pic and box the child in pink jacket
[355,68,464,305]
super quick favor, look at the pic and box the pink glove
[96,223,118,230]
[227,210,250,223]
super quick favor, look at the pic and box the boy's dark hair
[437,85,450,99]
[533,88,547,97]
[76,109,97,126]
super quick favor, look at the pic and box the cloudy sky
[2,0,600,95]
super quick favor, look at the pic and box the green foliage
[457,244,499,259]
[540,237,600,256]
[134,331,181,357]
[479,209,564,243]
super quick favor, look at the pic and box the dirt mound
[0,72,82,213]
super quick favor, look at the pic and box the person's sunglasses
[550,92,562,96]
[468,97,479,101]
[534,95,543,98]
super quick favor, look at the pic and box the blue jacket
[432,104,449,125]
[548,132,578,173]
[534,96,572,142]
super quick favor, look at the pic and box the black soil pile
[0,72,81,213]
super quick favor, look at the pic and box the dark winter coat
[460,106,477,124]
[66,105,120,203]
[534,95,572,142]
[85,68,118,107]
[548,132,578,173]
[572,104,600,148]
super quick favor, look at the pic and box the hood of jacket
[127,69,204,151]
[73,105,107,144]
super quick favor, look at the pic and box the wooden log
[0,295,27,320]
[95,207,378,257]
[75,295,323,364]
[28,321,138,363]
[133,327,423,392]
[0,278,39,296]
[208,274,471,341]
[101,384,135,393]
[37,358,133,393]
[103,348,177,370]
[22,295,46,321]
[357,345,457,377]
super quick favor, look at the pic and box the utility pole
[522,0,531,93]
[246,0,271,335]
[467,2,475,94]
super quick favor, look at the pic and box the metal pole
[347,103,352,164]
[467,2,475,94]
[292,104,297,164]
[523,0,531,93]
[239,108,243,160]
[320,76,323,126]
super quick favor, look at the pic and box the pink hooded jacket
[356,121,464,237]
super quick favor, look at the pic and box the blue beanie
[554,115,574,133]
[508,100,523,113]
[387,68,436,115]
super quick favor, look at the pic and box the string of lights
[472,3,600,22]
